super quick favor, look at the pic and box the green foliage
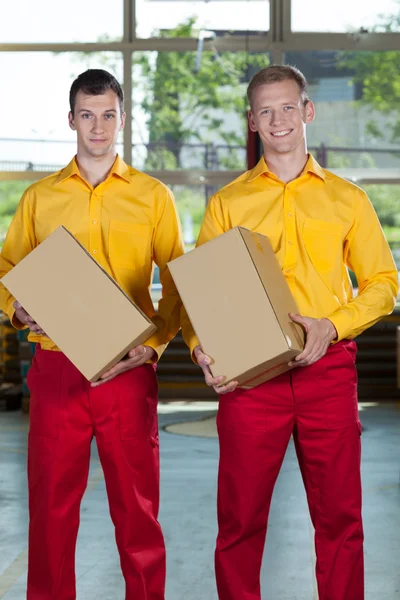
[172,185,207,242]
[342,50,400,141]
[340,2,400,142]
[327,152,377,169]
[0,181,31,245]
[363,184,400,228]
[135,19,267,168]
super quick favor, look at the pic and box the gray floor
[0,402,400,600]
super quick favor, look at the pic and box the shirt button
[286,269,291,273]
[287,213,292,217]
[92,249,98,255]
[92,219,97,224]
[288,241,293,245]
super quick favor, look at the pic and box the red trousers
[26,346,165,600]
[215,340,363,600]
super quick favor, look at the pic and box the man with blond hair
[182,65,398,599]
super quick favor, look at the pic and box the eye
[284,106,294,111]
[104,113,115,120]
[261,109,271,115]
[81,113,91,119]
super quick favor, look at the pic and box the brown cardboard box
[1,226,156,381]
[169,226,304,388]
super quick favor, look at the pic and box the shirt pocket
[303,218,343,273]
[108,220,151,270]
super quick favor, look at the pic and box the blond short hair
[247,65,309,108]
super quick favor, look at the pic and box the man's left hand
[288,313,337,367]
[91,345,155,387]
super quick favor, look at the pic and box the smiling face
[68,89,126,159]
[248,79,315,157]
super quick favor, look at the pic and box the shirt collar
[246,153,326,183]
[303,153,326,181]
[246,156,270,182]
[55,156,80,184]
[55,154,131,185]
[110,155,131,182]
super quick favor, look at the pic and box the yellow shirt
[182,154,398,354]
[0,155,184,359]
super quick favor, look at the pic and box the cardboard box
[169,226,304,388]
[1,226,156,381]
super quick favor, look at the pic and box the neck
[76,151,118,187]
[264,144,309,184]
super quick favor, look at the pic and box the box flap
[238,227,304,351]
[168,227,288,383]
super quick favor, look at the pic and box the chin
[267,145,292,154]
[273,140,301,152]
[88,147,110,157]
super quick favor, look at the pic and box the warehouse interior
[1,0,400,598]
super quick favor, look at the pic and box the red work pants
[215,340,363,600]
[26,346,165,600]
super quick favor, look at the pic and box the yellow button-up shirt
[182,154,398,353]
[0,155,184,359]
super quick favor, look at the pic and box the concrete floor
[0,402,399,600]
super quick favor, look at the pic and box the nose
[270,110,284,127]
[91,117,104,133]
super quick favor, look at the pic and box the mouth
[89,139,107,144]
[270,129,292,138]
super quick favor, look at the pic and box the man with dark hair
[182,64,398,600]
[69,68,124,115]
[0,69,184,600]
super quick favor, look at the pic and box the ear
[248,109,258,133]
[120,111,126,131]
[304,100,315,125]
[68,111,76,131]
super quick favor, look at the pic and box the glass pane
[136,1,269,38]
[171,184,209,247]
[0,0,123,42]
[291,0,399,32]
[284,51,400,169]
[150,183,209,303]
[1,53,123,171]
[0,181,33,246]
[363,185,400,271]
[132,51,270,170]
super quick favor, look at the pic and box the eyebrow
[260,101,297,109]
[78,108,118,113]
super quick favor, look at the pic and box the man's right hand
[13,301,47,336]
[193,345,238,395]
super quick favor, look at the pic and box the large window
[132,50,268,171]
[0,53,123,170]
[284,51,400,169]
[2,0,400,278]
[291,0,399,32]
[0,0,123,42]
[136,0,269,38]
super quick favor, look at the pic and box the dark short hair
[247,65,309,108]
[69,69,124,115]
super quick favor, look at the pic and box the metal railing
[3,139,400,172]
